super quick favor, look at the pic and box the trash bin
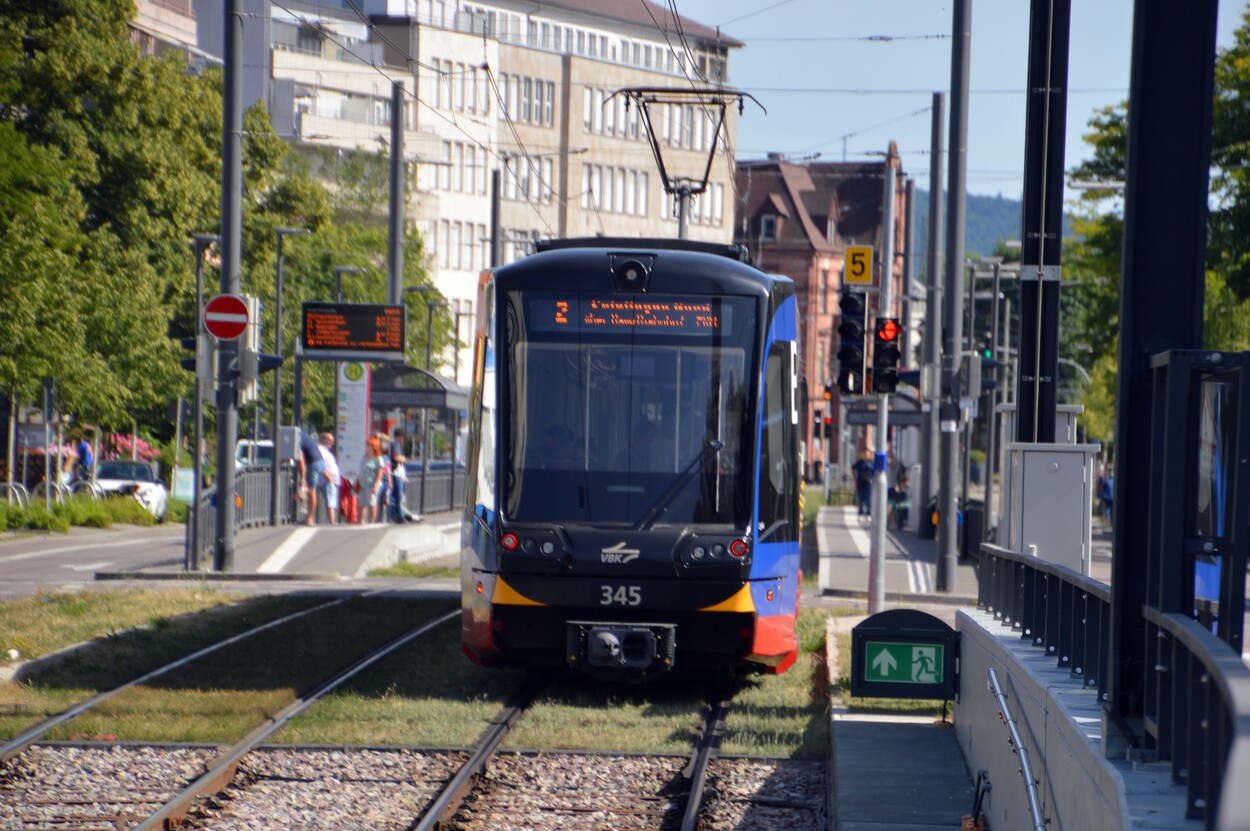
[962,499,984,560]
[919,497,938,540]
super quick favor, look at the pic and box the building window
[760,215,776,241]
[820,269,829,314]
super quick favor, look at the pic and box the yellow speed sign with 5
[845,245,874,285]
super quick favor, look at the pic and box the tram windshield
[504,291,756,529]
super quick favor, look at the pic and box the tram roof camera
[612,257,652,292]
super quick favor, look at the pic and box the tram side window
[758,342,797,542]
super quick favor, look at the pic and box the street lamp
[271,227,310,526]
[188,234,219,571]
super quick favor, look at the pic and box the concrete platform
[93,511,464,584]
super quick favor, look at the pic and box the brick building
[734,146,909,480]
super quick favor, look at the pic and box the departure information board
[524,294,737,337]
[302,302,406,362]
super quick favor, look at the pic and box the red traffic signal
[875,318,901,342]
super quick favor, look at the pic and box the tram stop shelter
[370,364,470,513]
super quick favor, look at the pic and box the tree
[1210,8,1250,297]
[1,0,220,431]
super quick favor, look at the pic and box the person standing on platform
[852,450,874,517]
[296,428,323,525]
[317,432,340,525]
[359,437,387,523]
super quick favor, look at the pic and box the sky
[672,0,1247,200]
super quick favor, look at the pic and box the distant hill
[912,189,1024,265]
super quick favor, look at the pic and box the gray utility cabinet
[1005,443,1099,576]
[993,404,1085,542]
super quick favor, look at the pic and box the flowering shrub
[100,434,160,462]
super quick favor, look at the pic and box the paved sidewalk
[816,505,980,607]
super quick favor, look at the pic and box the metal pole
[450,308,466,509]
[271,228,308,526]
[1017,0,1072,445]
[490,170,502,267]
[189,234,216,571]
[42,379,52,512]
[963,263,975,513]
[388,81,405,305]
[868,160,897,615]
[214,0,244,573]
[984,262,1001,541]
[421,300,446,513]
[677,185,690,240]
[920,93,945,530]
[938,0,971,590]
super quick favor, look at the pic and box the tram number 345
[600,585,642,606]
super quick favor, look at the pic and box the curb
[94,570,345,583]
[821,588,978,607]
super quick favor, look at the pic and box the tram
[460,237,801,680]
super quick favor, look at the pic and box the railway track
[0,596,457,829]
[423,684,825,831]
[3,598,828,830]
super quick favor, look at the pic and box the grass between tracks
[284,610,835,757]
[0,590,325,740]
[1,594,456,743]
[0,587,244,665]
[367,561,459,578]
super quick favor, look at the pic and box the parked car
[235,439,276,468]
[93,460,168,521]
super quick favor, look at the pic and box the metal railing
[413,468,466,515]
[978,542,1112,703]
[1,483,29,509]
[978,541,1250,829]
[987,667,1047,831]
[186,462,298,570]
[1142,607,1250,828]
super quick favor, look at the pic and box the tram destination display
[302,302,406,362]
[524,294,735,336]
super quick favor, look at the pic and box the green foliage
[1211,8,1250,297]
[53,494,113,528]
[165,499,189,525]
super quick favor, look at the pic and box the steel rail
[133,608,459,831]
[987,667,1047,831]
[0,594,355,764]
[679,692,732,831]
[409,679,544,831]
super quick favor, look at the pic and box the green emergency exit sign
[850,609,959,700]
[863,641,945,684]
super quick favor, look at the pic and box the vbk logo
[600,541,641,564]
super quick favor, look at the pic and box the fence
[185,462,298,569]
[978,541,1250,829]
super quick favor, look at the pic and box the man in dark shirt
[852,451,874,517]
[297,428,324,524]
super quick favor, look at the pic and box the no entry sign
[204,294,249,340]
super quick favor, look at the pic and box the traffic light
[233,349,285,385]
[837,291,866,395]
[180,333,214,399]
[813,407,823,434]
[823,383,833,402]
[823,415,833,438]
[873,317,902,394]
[981,337,994,360]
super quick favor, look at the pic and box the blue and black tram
[460,237,802,680]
